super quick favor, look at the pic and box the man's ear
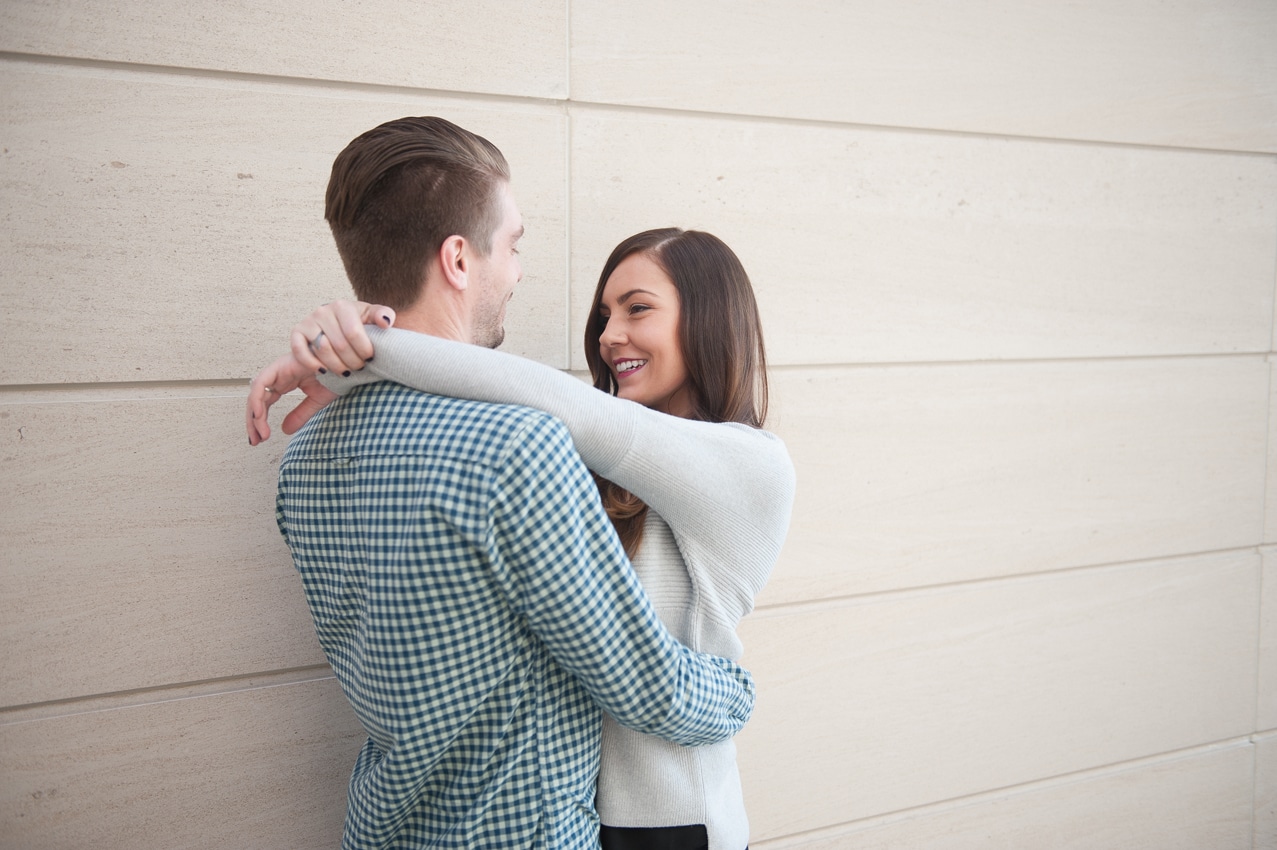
[438,234,469,291]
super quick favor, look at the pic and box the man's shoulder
[370,380,569,443]
[287,380,572,464]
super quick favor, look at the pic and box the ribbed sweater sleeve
[324,327,796,618]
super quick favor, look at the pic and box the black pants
[599,824,710,850]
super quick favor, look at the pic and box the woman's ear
[438,234,469,291]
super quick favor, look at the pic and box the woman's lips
[614,358,647,378]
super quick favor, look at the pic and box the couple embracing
[248,116,794,850]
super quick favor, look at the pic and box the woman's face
[597,253,693,417]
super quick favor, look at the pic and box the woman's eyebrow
[615,288,659,304]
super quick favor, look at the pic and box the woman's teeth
[616,359,647,375]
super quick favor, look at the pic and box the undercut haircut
[325,116,510,310]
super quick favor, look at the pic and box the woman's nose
[599,318,625,346]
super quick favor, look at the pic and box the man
[249,117,754,849]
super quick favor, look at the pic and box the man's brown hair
[325,116,510,310]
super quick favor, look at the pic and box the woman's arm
[246,301,394,444]
[331,326,634,474]
[327,327,794,554]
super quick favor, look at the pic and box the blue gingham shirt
[276,382,755,850]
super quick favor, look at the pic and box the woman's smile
[614,358,648,378]
[597,254,693,416]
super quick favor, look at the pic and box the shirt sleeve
[485,413,755,746]
[323,327,795,567]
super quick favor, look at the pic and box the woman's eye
[629,304,651,314]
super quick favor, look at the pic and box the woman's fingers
[246,367,281,445]
[253,297,392,446]
[289,321,327,373]
[290,300,378,375]
[281,387,336,435]
[359,303,397,330]
[245,353,311,445]
[293,315,354,375]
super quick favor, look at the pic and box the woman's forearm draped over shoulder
[325,326,795,564]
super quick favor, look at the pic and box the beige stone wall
[2,2,1274,847]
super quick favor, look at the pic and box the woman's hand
[290,300,396,376]
[247,300,396,445]
[245,353,338,445]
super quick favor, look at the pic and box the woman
[249,228,794,850]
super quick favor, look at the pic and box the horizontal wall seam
[764,350,1274,373]
[0,351,1270,402]
[564,99,1277,159]
[0,665,335,726]
[3,52,1275,160]
[751,545,1265,617]
[0,52,568,109]
[0,379,266,404]
[752,735,1256,848]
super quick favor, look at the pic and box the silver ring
[308,330,326,353]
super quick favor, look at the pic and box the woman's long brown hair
[583,228,769,557]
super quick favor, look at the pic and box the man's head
[324,116,514,322]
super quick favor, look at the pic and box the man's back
[277,381,753,849]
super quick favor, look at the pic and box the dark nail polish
[366,356,374,362]
[382,315,391,323]
[342,370,351,377]
[318,368,327,374]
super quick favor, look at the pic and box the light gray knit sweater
[325,327,795,850]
